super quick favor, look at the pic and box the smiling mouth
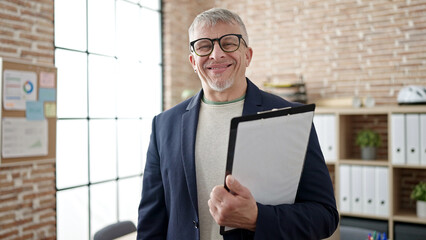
[207,64,232,70]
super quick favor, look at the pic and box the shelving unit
[263,81,307,104]
[315,105,426,239]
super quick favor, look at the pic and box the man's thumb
[226,175,244,195]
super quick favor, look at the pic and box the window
[54,0,162,239]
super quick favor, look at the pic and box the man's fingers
[210,185,227,202]
[208,199,217,216]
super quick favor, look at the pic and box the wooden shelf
[339,212,389,221]
[315,105,426,114]
[393,209,426,224]
[339,159,389,166]
[316,105,426,239]
[392,164,426,170]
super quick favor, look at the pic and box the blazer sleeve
[137,116,168,240]
[253,124,339,239]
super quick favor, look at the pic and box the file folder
[362,166,376,215]
[421,114,426,165]
[375,167,389,216]
[350,165,363,214]
[406,114,420,165]
[391,114,406,165]
[313,115,325,159]
[221,104,315,234]
[324,115,337,162]
[339,165,351,212]
[313,114,337,162]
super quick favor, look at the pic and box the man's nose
[209,41,226,59]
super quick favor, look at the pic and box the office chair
[93,220,136,240]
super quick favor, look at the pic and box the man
[137,8,339,240]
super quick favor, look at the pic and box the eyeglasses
[190,34,247,57]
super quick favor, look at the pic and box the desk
[113,231,136,240]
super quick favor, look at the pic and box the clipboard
[220,104,316,235]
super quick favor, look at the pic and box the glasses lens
[194,39,213,56]
[220,35,240,52]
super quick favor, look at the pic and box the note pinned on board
[44,102,56,118]
[3,70,37,110]
[2,117,48,158]
[26,101,44,120]
[40,71,55,88]
[39,88,56,102]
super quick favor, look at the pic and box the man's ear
[245,47,253,67]
[189,54,196,69]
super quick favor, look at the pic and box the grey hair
[188,8,249,46]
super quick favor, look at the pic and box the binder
[313,115,325,159]
[221,104,315,234]
[421,114,426,165]
[362,166,376,215]
[391,114,406,165]
[313,114,337,162]
[324,114,337,162]
[339,165,351,212]
[375,167,389,216]
[350,165,363,214]
[406,114,420,165]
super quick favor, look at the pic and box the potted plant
[355,129,381,160]
[411,181,426,218]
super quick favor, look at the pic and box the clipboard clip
[257,106,291,115]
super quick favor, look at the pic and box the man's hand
[208,175,258,231]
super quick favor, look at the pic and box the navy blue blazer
[137,79,339,240]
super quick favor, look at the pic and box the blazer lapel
[242,78,263,116]
[180,91,202,215]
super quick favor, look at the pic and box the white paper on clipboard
[233,110,313,204]
[221,104,315,234]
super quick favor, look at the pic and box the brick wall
[0,1,55,240]
[162,0,214,108]
[163,0,426,109]
[396,168,426,211]
[0,0,54,65]
[0,161,56,240]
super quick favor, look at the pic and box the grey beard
[207,78,234,92]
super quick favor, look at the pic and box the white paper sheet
[232,111,313,205]
[2,117,48,158]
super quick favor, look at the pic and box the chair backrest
[94,221,136,240]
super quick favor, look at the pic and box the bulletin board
[0,57,57,165]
